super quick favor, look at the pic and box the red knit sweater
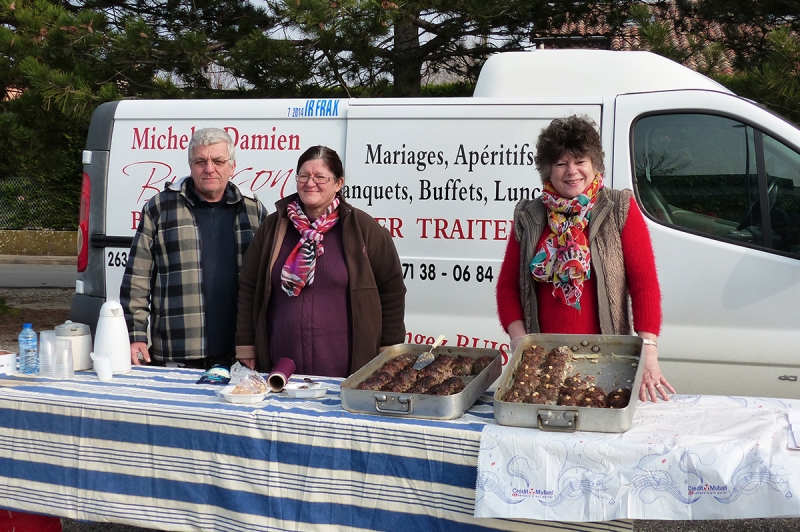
[496,197,662,335]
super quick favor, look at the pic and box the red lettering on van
[131,210,142,230]
[225,126,239,147]
[434,218,449,239]
[403,331,449,346]
[415,218,511,240]
[122,161,173,202]
[406,330,507,364]
[374,217,404,238]
[132,128,149,149]
[456,335,480,348]
[235,167,294,197]
[417,218,432,238]
[494,219,511,241]
[498,343,511,365]
[131,126,190,150]
[474,219,492,240]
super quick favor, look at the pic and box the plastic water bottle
[18,323,38,375]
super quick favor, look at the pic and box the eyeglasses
[191,158,231,169]
[296,173,336,184]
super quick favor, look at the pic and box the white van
[71,49,800,398]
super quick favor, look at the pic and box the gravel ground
[0,287,77,352]
[3,287,799,532]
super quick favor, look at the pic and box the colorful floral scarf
[530,175,603,309]
[280,196,340,296]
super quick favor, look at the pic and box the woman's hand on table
[639,344,675,402]
[238,358,256,370]
[130,342,150,365]
[235,346,257,370]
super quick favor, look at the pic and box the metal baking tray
[493,334,644,433]
[341,344,502,420]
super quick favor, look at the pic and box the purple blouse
[266,222,352,377]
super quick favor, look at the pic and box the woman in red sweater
[496,115,674,402]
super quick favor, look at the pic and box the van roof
[473,50,731,98]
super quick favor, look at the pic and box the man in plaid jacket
[120,128,266,369]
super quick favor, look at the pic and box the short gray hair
[188,128,235,166]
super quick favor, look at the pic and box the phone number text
[401,263,494,282]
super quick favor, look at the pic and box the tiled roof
[3,87,23,101]
[530,2,774,77]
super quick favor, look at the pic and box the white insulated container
[94,301,132,375]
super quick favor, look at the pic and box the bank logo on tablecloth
[687,483,729,497]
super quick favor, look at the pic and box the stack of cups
[39,330,55,377]
[53,338,74,380]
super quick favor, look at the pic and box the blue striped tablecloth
[0,366,631,532]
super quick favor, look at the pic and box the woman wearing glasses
[235,145,406,377]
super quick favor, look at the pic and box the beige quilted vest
[513,188,633,335]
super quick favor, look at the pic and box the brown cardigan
[235,193,406,374]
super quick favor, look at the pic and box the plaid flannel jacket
[120,178,266,362]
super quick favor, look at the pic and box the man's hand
[130,342,150,365]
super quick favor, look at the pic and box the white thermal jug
[54,321,93,371]
[94,301,132,375]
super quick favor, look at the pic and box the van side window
[633,113,800,257]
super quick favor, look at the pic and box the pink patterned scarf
[530,175,603,309]
[280,197,340,296]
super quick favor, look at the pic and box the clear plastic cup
[91,352,113,381]
[39,330,55,377]
[54,339,74,380]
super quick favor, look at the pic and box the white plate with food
[219,384,269,404]
[284,381,328,399]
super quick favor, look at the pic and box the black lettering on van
[454,143,534,172]
[342,184,409,207]
[365,144,383,164]
[365,144,443,171]
[454,145,469,169]
[418,179,483,202]
[407,149,418,169]
[493,180,539,202]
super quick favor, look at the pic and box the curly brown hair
[534,115,604,184]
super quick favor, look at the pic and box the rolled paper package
[268,357,296,392]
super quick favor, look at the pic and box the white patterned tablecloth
[476,394,800,521]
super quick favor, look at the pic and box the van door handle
[779,375,798,382]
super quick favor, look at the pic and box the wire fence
[0,177,78,230]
